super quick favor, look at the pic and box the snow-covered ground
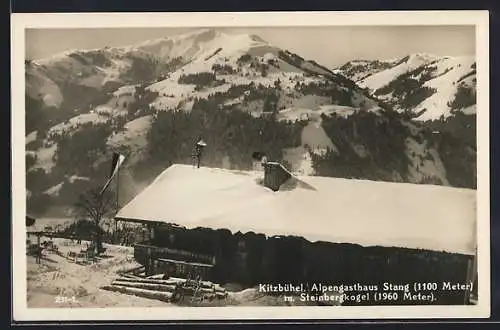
[279,106,339,174]
[301,120,336,152]
[277,104,359,123]
[26,237,171,308]
[30,142,58,173]
[44,182,64,197]
[68,175,91,183]
[26,131,38,145]
[113,85,137,98]
[26,236,312,307]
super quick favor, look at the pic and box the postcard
[11,10,490,321]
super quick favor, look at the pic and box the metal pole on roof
[194,137,206,169]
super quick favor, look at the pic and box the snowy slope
[358,53,440,91]
[338,54,477,120]
[27,45,174,111]
[413,56,476,120]
[107,115,152,150]
[146,29,375,115]
[338,59,400,83]
[25,64,64,108]
[30,142,58,173]
[146,31,287,111]
[49,112,111,137]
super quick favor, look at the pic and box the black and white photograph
[11,11,490,321]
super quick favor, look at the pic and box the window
[176,262,186,275]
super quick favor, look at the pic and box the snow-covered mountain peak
[34,49,80,65]
[131,28,221,49]
[404,53,440,64]
[30,28,270,68]
[129,28,271,63]
[173,28,219,41]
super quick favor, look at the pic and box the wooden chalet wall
[135,224,472,305]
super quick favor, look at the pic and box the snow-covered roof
[116,164,476,255]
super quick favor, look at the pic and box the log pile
[100,275,228,304]
[100,284,174,303]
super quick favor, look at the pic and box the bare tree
[74,187,115,255]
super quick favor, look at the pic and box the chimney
[263,162,292,192]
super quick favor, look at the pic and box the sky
[25,26,475,68]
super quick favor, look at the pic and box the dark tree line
[423,112,476,188]
[278,50,305,68]
[374,71,436,110]
[26,190,52,216]
[312,109,476,189]
[121,53,183,85]
[294,81,354,106]
[25,96,50,134]
[127,85,159,118]
[178,72,217,87]
[68,50,113,68]
[435,131,476,189]
[237,54,252,64]
[339,60,394,81]
[26,121,115,214]
[212,63,235,75]
[137,97,304,182]
[448,84,476,111]
[312,111,412,181]
[54,122,113,175]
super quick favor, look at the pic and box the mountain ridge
[337,53,476,121]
